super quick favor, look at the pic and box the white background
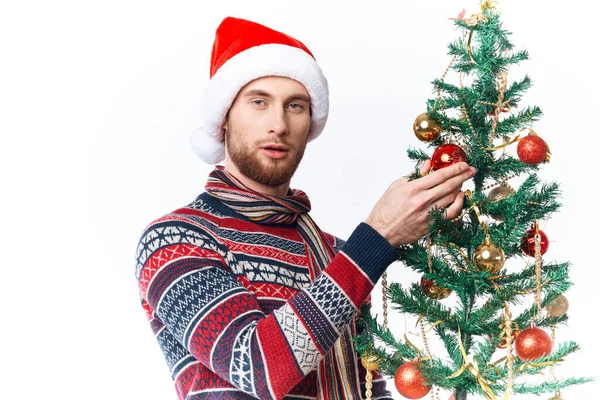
[2,0,598,399]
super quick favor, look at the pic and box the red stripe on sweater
[187,362,239,393]
[324,252,374,308]
[189,292,259,366]
[174,362,197,399]
[142,299,154,320]
[248,282,299,300]
[258,317,304,399]
[222,238,307,266]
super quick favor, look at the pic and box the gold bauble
[361,354,381,371]
[413,113,442,142]
[487,182,515,222]
[473,236,505,273]
[546,294,569,317]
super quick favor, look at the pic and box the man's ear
[222,111,230,132]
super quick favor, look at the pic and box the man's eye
[252,100,265,106]
[288,103,303,110]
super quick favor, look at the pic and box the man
[135,16,476,400]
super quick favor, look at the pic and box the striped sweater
[135,191,397,399]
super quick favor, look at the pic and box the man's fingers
[425,168,474,204]
[414,162,472,190]
[429,190,460,212]
[443,191,465,220]
[419,160,432,176]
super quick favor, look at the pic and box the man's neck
[223,163,290,197]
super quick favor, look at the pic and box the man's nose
[267,107,288,136]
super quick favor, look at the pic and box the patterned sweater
[135,191,397,399]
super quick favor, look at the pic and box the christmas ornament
[431,144,468,171]
[361,354,381,371]
[514,327,553,361]
[546,294,569,317]
[473,235,505,273]
[394,361,431,399]
[487,182,515,221]
[517,133,549,165]
[413,113,442,142]
[520,226,549,256]
[421,276,452,299]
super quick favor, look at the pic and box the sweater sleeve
[136,220,397,400]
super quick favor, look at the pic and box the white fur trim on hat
[189,126,225,165]
[192,43,329,164]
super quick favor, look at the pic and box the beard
[225,128,307,187]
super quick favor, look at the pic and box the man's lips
[260,144,290,159]
[260,144,289,152]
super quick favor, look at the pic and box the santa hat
[189,16,329,164]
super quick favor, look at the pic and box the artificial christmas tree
[355,2,591,399]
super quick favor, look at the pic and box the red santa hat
[190,16,329,164]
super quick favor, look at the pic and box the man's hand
[364,160,476,248]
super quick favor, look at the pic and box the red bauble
[514,327,553,361]
[431,144,468,171]
[394,361,431,399]
[520,226,549,256]
[517,135,549,165]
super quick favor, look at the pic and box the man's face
[223,76,311,187]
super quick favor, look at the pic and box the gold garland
[486,70,510,145]
[549,325,562,400]
[415,315,444,334]
[502,303,515,399]
[382,271,388,329]
[433,31,468,146]
[418,317,441,400]
[365,367,374,400]
[484,134,521,151]
[533,221,543,319]
[426,235,433,272]
[462,190,484,227]
[446,242,471,269]
[449,327,498,399]
[361,350,380,400]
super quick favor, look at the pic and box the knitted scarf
[205,165,362,400]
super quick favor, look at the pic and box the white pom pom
[189,126,225,164]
